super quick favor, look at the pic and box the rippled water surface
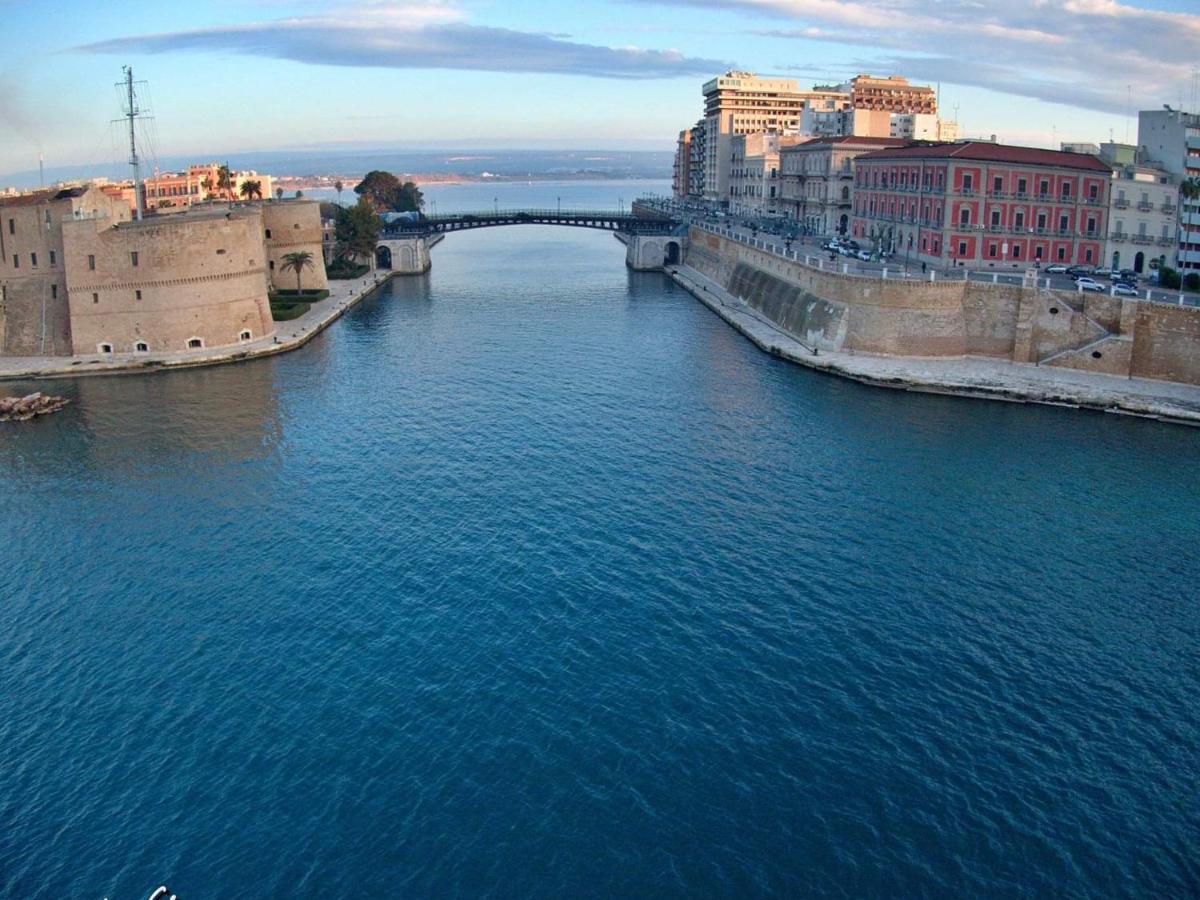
[2,220,1198,898]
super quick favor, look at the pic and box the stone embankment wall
[685,227,1200,387]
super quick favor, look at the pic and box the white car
[856,250,872,262]
[1076,277,1105,293]
[1112,283,1139,297]
[1045,264,1069,274]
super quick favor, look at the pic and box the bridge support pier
[377,237,431,275]
[624,234,685,271]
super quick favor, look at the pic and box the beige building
[1,188,326,359]
[1105,161,1177,273]
[143,163,275,212]
[729,133,807,217]
[700,71,807,203]
[779,136,906,236]
[798,75,952,141]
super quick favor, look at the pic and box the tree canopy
[354,170,424,213]
[335,197,382,262]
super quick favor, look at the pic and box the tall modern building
[700,72,806,203]
[1137,108,1200,272]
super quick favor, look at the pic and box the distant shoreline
[273,173,669,191]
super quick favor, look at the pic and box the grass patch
[326,261,369,280]
[270,300,311,321]
[270,289,330,303]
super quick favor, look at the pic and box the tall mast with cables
[121,66,144,220]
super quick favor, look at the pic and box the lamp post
[494,196,498,215]
[557,196,561,215]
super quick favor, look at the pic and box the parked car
[1118,269,1139,281]
[1076,277,1105,292]
[1092,267,1114,279]
[1112,283,1139,297]
[1045,264,1069,274]
[1066,265,1093,276]
[856,250,872,262]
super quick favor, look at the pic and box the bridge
[375,206,685,274]
[381,208,678,237]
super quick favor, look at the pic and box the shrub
[270,289,329,303]
[269,300,310,321]
[326,260,370,280]
[1158,266,1182,289]
[1184,272,1200,292]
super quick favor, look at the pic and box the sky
[1,0,1199,178]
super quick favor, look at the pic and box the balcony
[1163,203,1178,215]
[1137,201,1154,212]
[1083,196,1104,206]
[1131,234,1153,245]
[1157,236,1176,246]
[1114,198,1129,209]
[1110,231,1128,240]
[989,190,1008,199]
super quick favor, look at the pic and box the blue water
[2,211,1199,897]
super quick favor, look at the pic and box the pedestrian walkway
[671,264,1200,426]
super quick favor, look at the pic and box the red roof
[792,135,910,148]
[855,141,1110,172]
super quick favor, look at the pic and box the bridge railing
[395,208,674,222]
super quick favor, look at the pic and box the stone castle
[0,187,327,358]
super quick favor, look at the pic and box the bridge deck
[381,208,679,236]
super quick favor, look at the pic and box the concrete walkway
[671,264,1200,426]
[0,271,392,382]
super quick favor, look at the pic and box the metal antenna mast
[120,66,145,220]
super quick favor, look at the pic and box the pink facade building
[851,142,1111,269]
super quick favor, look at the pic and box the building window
[49,250,56,266]
[135,342,149,353]
[991,210,1001,227]
[1017,178,1027,196]
[268,260,275,270]
[1015,212,1025,229]
[958,240,968,256]
[993,176,1003,193]
[51,284,57,299]
[1057,247,1066,261]
[6,218,12,235]
[88,254,95,270]
[265,228,271,239]
[135,290,142,300]
[187,337,203,349]
[960,208,970,226]
[962,174,973,192]
[1012,245,1022,259]
[988,243,997,258]
[11,255,17,269]
[239,330,252,342]
[1039,179,1049,197]
[98,343,113,354]
[1084,248,1093,263]
[130,251,139,267]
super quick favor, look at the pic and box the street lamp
[557,196,561,215]
[494,196,498,215]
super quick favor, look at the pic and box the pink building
[851,142,1111,269]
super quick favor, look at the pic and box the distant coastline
[273,172,670,192]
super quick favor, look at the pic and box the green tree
[201,176,214,198]
[335,197,382,264]
[335,179,344,205]
[1159,265,1182,289]
[239,179,263,201]
[1181,177,1200,202]
[354,170,423,213]
[279,250,315,295]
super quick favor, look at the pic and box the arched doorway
[664,241,681,265]
[1134,251,1145,273]
[1111,251,1120,270]
[838,214,848,234]
[376,245,393,269]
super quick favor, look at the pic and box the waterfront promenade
[0,271,390,382]
[671,264,1200,425]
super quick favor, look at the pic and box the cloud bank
[639,0,1200,114]
[75,6,728,81]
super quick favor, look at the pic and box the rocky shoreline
[0,392,70,422]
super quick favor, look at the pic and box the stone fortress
[0,187,326,359]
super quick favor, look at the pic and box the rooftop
[856,141,1112,171]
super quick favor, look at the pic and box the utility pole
[120,66,144,220]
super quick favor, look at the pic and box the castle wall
[262,201,329,293]
[62,210,275,355]
[685,227,1200,387]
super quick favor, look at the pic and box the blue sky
[2,0,1198,178]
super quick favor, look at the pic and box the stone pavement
[0,271,391,382]
[671,265,1200,427]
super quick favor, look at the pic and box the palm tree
[335,179,344,205]
[279,250,315,295]
[201,176,214,199]
[239,179,263,201]
[216,165,233,201]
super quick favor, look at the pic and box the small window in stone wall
[51,284,57,299]
[187,338,203,349]
[136,290,142,300]
[265,229,272,238]
[92,293,99,304]
[216,248,226,255]
[98,343,113,354]
[135,342,149,353]
[240,330,252,342]
[269,260,275,270]
[294,223,300,229]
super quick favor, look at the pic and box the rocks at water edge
[0,392,70,422]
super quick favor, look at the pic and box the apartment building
[1137,108,1200,272]
[779,136,906,236]
[728,133,806,217]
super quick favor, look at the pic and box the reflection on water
[1,223,1198,899]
